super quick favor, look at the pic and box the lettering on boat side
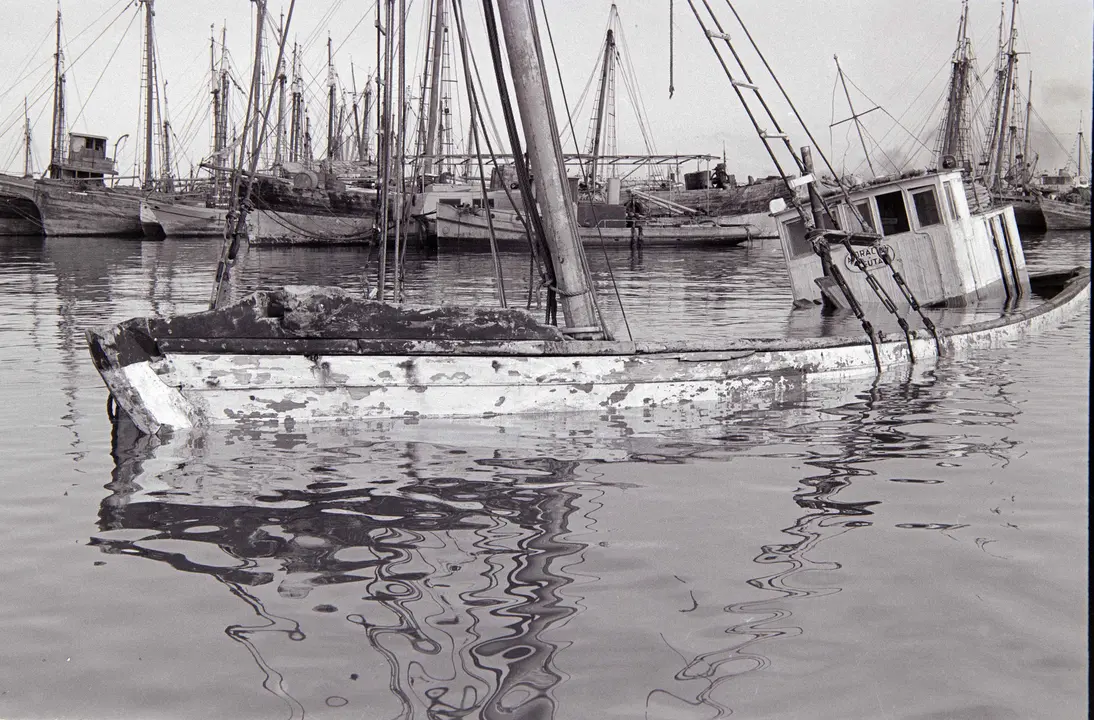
[843,244,894,273]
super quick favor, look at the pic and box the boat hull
[0,175,143,237]
[86,269,1090,435]
[142,198,227,237]
[435,203,751,248]
[1040,197,1091,231]
[997,194,1046,231]
[0,189,42,235]
[250,207,375,245]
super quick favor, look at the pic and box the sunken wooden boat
[86,266,1089,436]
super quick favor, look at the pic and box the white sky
[0,0,1090,181]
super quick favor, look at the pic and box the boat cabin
[52,133,118,183]
[772,170,1028,307]
[1034,170,1076,194]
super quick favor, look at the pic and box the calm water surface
[0,232,1088,719]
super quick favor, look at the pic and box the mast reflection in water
[95,416,610,718]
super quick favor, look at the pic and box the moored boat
[140,197,227,238]
[1039,195,1091,232]
[434,200,752,248]
[0,134,145,238]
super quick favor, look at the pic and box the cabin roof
[773,169,960,221]
[69,132,109,141]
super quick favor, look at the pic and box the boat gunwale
[87,267,1089,362]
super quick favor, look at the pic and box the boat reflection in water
[92,364,1020,717]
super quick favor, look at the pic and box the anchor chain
[811,233,882,373]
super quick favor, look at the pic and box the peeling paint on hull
[87,269,1090,436]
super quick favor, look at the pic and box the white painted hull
[435,203,752,248]
[87,269,1090,435]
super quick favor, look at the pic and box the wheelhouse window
[910,187,943,228]
[847,200,875,232]
[782,218,812,258]
[874,190,910,236]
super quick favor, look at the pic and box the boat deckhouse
[772,170,1027,308]
[52,132,118,183]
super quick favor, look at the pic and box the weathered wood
[87,268,1090,435]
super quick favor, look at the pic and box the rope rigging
[686,0,942,368]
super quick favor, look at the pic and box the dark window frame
[910,186,943,228]
[874,190,911,236]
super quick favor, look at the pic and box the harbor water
[0,231,1088,719]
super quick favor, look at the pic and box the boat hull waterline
[1039,197,1091,231]
[86,269,1090,436]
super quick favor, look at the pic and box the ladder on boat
[684,1,942,366]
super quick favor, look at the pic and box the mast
[327,35,337,161]
[423,0,446,175]
[938,0,971,170]
[1079,115,1086,183]
[274,12,287,167]
[350,64,364,162]
[142,0,155,189]
[834,55,876,179]
[587,24,615,194]
[496,0,605,337]
[217,27,230,200]
[1021,72,1032,185]
[48,5,65,179]
[362,84,372,164]
[990,0,1018,192]
[376,0,395,297]
[250,0,266,168]
[162,119,173,191]
[289,43,301,162]
[23,98,33,178]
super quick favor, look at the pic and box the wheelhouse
[773,170,1028,308]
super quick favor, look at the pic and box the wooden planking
[96,270,1090,434]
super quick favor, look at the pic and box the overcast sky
[0,0,1089,181]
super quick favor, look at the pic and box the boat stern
[86,322,196,435]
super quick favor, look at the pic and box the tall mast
[23,98,33,177]
[289,43,301,162]
[162,118,173,191]
[327,35,337,160]
[1021,72,1032,185]
[142,0,155,189]
[835,55,876,179]
[210,24,218,169]
[250,0,266,168]
[48,5,65,179]
[991,0,1018,192]
[938,0,971,170]
[362,83,372,164]
[1078,114,1086,183]
[376,0,395,297]
[350,64,363,162]
[496,0,605,337]
[423,0,446,175]
[274,12,287,167]
[587,23,615,193]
